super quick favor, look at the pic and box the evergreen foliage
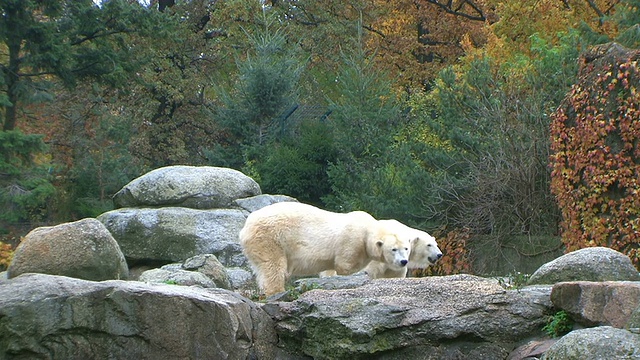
[322,22,403,217]
[0,0,165,131]
[210,11,304,169]
[0,130,55,229]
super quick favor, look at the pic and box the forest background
[1,0,639,275]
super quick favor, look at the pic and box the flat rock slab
[264,274,553,359]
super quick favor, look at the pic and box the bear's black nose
[400,260,408,266]
[437,253,443,259]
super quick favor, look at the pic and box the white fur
[239,202,412,296]
[363,219,442,279]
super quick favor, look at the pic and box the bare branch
[424,0,486,21]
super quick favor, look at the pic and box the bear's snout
[400,259,408,266]
[428,253,443,264]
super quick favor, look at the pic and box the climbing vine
[550,44,640,267]
[415,227,472,276]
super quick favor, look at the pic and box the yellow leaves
[0,242,14,270]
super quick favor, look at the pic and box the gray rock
[227,267,257,291]
[0,273,276,359]
[98,207,248,267]
[527,247,640,285]
[183,254,232,290]
[113,165,261,209]
[234,194,297,213]
[264,274,553,359]
[7,218,128,281]
[551,281,640,328]
[138,268,216,288]
[295,273,371,291]
[542,326,640,359]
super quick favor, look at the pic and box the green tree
[0,0,164,131]
[256,118,338,206]
[209,12,305,170]
[0,130,54,231]
[412,31,580,272]
[0,0,169,225]
[322,20,403,217]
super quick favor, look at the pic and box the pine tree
[0,0,166,131]
[209,10,304,169]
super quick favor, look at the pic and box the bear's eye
[405,247,409,251]
[392,248,397,252]
[427,244,432,247]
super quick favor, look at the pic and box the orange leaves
[416,227,472,276]
[550,46,640,268]
[0,242,14,271]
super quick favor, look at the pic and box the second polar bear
[239,202,412,296]
[362,219,442,278]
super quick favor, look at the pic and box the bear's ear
[376,240,384,248]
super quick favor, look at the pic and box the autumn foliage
[414,227,472,276]
[0,241,14,271]
[550,43,640,267]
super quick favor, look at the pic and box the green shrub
[543,310,574,337]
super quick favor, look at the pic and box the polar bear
[362,219,442,279]
[239,202,412,296]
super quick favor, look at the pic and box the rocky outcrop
[138,254,233,290]
[541,326,640,359]
[550,281,640,328]
[7,218,128,281]
[527,247,640,285]
[97,207,249,267]
[264,275,553,359]
[0,273,276,359]
[112,165,261,209]
[183,253,232,290]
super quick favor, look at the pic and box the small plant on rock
[497,272,531,290]
[543,310,574,337]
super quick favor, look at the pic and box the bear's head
[379,219,443,268]
[407,230,443,268]
[372,226,412,271]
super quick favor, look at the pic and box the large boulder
[541,326,640,360]
[0,273,276,359]
[264,274,553,359]
[7,218,128,281]
[98,207,248,267]
[112,166,261,209]
[234,194,297,213]
[527,247,640,285]
[550,281,640,328]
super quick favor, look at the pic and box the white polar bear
[239,202,412,296]
[362,219,442,279]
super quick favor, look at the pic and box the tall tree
[322,17,403,216]
[210,10,305,169]
[0,0,164,131]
